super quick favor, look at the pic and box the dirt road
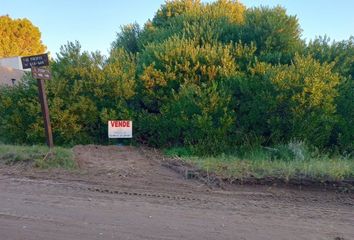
[0,145,353,240]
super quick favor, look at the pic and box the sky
[1,0,354,57]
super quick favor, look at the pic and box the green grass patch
[164,147,194,157]
[165,142,354,182]
[0,144,76,169]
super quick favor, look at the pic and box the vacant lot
[0,145,353,240]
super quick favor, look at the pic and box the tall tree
[0,15,46,58]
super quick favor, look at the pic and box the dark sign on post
[21,53,49,69]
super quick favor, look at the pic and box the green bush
[0,0,352,155]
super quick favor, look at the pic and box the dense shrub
[305,36,354,152]
[239,6,304,64]
[0,0,352,154]
[232,55,339,147]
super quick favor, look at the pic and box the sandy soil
[0,145,353,240]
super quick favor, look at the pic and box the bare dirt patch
[73,145,205,193]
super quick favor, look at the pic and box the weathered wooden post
[21,54,54,148]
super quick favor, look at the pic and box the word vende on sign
[108,120,132,138]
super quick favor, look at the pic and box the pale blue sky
[1,0,353,56]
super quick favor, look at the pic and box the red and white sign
[108,120,132,138]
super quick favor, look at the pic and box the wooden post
[20,54,53,148]
[37,78,54,148]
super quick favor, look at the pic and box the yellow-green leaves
[0,15,46,58]
[246,55,340,147]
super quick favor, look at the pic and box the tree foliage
[126,0,246,49]
[239,6,303,64]
[233,56,339,147]
[306,36,354,78]
[111,23,141,53]
[0,1,353,154]
[0,15,46,58]
[305,36,354,151]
